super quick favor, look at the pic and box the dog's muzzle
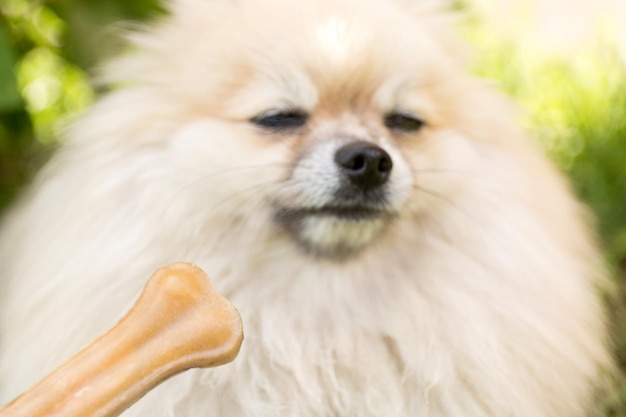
[274,139,399,259]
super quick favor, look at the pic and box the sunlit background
[0,0,625,413]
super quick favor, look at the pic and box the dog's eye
[384,112,425,132]
[252,109,308,130]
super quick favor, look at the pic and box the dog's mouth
[276,205,386,222]
[274,204,394,259]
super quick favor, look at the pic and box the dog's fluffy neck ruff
[139,173,606,417]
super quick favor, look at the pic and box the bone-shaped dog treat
[0,263,243,417]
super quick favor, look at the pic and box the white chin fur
[297,215,388,257]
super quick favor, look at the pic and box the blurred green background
[0,0,625,413]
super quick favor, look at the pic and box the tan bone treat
[0,262,244,417]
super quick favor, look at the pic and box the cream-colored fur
[0,0,612,415]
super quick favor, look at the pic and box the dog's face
[126,0,497,260]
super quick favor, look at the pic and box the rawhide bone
[0,262,243,417]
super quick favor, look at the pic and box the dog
[0,0,613,415]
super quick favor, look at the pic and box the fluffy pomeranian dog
[0,0,613,415]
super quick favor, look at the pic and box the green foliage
[0,0,88,209]
[3,0,95,142]
[0,25,21,112]
[0,0,161,210]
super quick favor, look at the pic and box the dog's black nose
[334,141,392,190]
